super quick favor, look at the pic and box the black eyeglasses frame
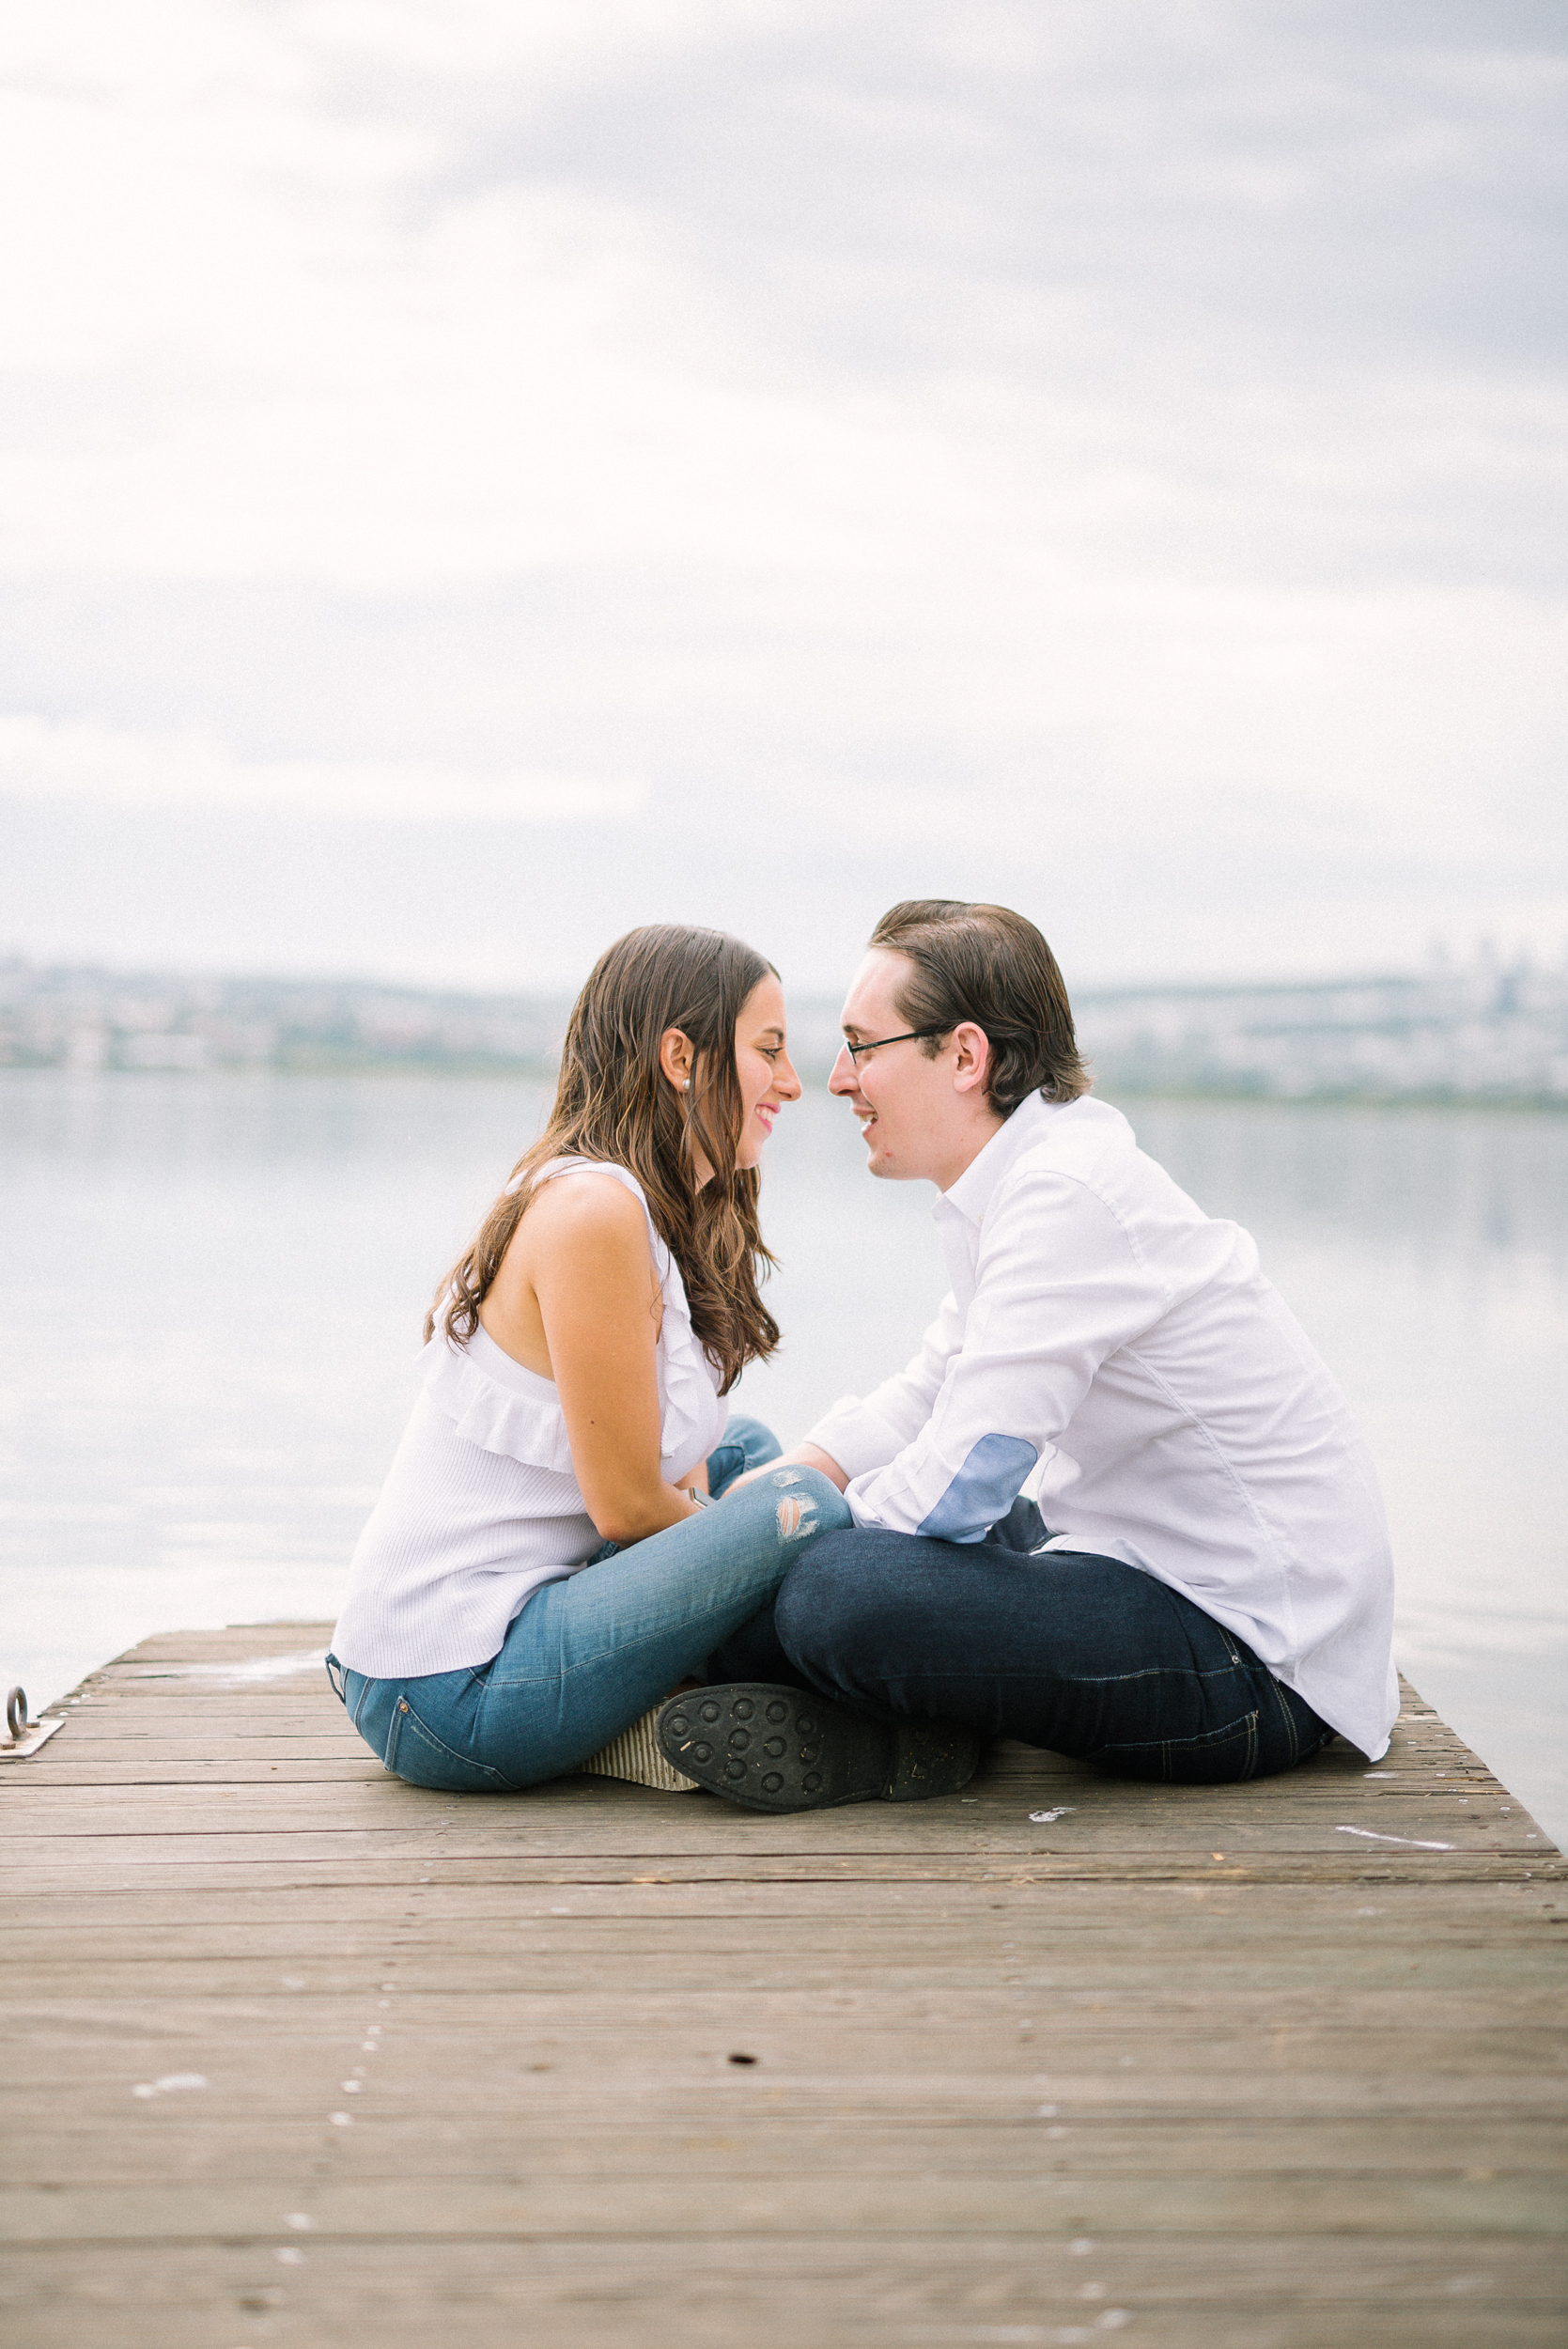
[841,1026,948,1066]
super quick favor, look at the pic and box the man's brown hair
[868,899,1090,1113]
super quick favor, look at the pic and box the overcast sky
[1,0,1564,994]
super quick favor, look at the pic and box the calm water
[3,1072,1564,1849]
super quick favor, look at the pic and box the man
[659,899,1397,1812]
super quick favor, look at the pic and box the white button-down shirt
[805,1092,1398,1759]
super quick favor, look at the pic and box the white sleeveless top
[331,1159,728,1679]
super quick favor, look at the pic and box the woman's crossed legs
[335,1421,850,1791]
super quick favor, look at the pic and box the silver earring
[682,1080,691,1090]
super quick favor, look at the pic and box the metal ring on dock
[6,1688,28,1742]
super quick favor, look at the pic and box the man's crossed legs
[671,1523,1333,1805]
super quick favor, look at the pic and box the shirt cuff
[802,1395,908,1483]
[842,1470,919,1535]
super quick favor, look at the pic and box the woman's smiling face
[731,972,801,1172]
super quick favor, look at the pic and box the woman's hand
[481,1173,704,1546]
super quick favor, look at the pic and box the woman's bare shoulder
[519,1165,652,1247]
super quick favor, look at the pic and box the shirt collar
[937,1090,1054,1230]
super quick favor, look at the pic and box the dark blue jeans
[706,1510,1334,1784]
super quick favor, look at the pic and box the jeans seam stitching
[395,1699,517,1790]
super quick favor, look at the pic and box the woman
[327,924,850,1794]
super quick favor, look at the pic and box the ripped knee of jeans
[779,1496,819,1539]
[757,1463,851,1540]
[768,1470,819,1541]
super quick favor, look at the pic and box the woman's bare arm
[480,1176,704,1546]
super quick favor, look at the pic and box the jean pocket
[383,1696,516,1793]
[1088,1707,1260,1785]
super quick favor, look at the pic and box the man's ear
[659,1026,696,1092]
[951,1022,992,1097]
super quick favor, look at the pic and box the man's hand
[725,1441,850,1496]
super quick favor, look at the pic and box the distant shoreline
[2,1061,1563,1114]
[5,955,1565,1108]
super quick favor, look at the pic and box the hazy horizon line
[5,941,1558,1007]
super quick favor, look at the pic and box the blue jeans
[329,1418,849,1792]
[708,1515,1335,1783]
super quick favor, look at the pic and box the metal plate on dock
[0,1711,66,1759]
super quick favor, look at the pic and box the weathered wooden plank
[4,2169,1563,2241]
[7,1781,1555,1855]
[3,1983,1560,2037]
[6,2114,1560,2180]
[7,2071,1565,2131]
[3,1784,1554,1841]
[6,1874,1562,1919]
[4,2228,1560,2294]
[6,1937,1563,1994]
[8,1783,1548,1847]
[6,2039,1563,2116]
[7,1853,1562,1897]
[1,2234,1562,2349]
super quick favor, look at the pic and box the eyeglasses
[841,1027,946,1066]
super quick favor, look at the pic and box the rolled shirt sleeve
[828,1172,1172,1544]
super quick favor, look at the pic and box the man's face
[830,946,974,1184]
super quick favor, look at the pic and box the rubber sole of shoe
[656,1683,981,1813]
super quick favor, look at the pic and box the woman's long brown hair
[426,925,781,1393]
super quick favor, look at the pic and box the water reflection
[1129,1098,1568,1273]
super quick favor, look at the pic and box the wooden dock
[3,1623,1564,2348]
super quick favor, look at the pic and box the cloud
[0,2,1562,983]
[0,714,643,823]
[4,1,1562,596]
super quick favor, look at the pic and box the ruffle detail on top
[417,1159,726,1482]
[419,1331,580,1477]
[649,1263,726,1476]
